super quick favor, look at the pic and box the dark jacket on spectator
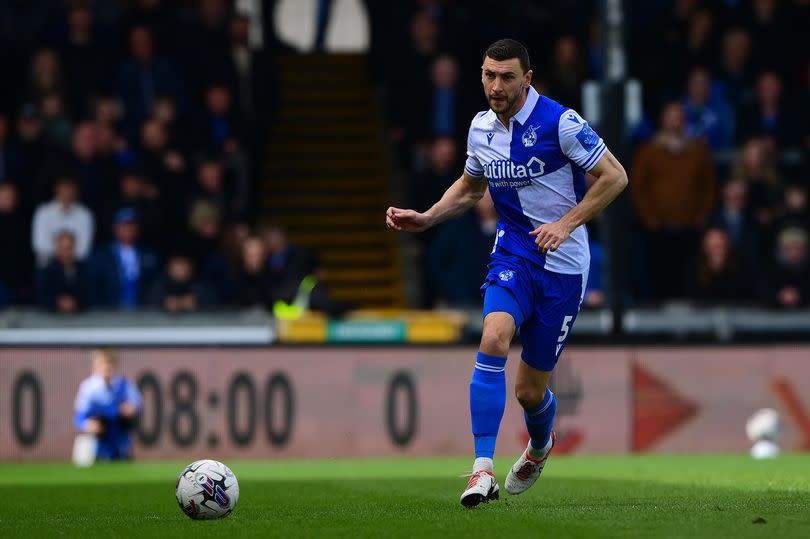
[114,57,185,133]
[233,269,275,308]
[267,245,318,304]
[35,259,90,310]
[148,274,212,310]
[90,243,160,308]
[0,203,32,301]
[762,261,810,308]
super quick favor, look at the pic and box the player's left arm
[531,150,628,253]
[119,378,143,418]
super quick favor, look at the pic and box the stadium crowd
[0,0,808,314]
[0,0,330,313]
[368,0,809,309]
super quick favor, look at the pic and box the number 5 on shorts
[556,315,574,357]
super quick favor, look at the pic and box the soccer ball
[176,459,239,519]
[745,408,782,443]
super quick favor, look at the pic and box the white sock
[473,457,494,473]
[527,434,553,460]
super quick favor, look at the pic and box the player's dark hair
[484,39,530,73]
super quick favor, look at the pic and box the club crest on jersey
[498,270,514,282]
[576,124,599,152]
[522,124,539,147]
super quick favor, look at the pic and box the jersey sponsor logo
[522,124,539,147]
[483,157,545,184]
[575,124,599,152]
[486,132,494,145]
[498,270,514,282]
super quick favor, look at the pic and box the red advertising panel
[1,346,808,460]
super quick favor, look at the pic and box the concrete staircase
[260,54,404,308]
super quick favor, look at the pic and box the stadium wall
[1,346,808,460]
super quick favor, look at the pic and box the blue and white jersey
[74,374,142,459]
[465,87,606,274]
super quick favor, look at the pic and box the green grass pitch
[0,455,808,538]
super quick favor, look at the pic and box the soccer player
[386,39,627,507]
[74,348,142,461]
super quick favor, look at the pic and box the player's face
[482,57,531,116]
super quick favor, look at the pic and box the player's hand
[119,402,137,418]
[84,418,104,435]
[529,220,573,253]
[386,207,432,233]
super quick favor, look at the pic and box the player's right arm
[386,171,487,233]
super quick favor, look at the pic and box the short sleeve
[74,380,93,415]
[124,378,143,410]
[558,109,607,172]
[464,124,485,178]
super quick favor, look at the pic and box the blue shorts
[481,251,587,371]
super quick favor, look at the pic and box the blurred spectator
[473,189,499,268]
[412,137,459,212]
[0,1,50,53]
[690,227,751,304]
[186,199,223,271]
[547,35,585,111]
[261,224,350,315]
[105,169,164,250]
[224,13,275,128]
[149,253,211,312]
[94,121,131,171]
[138,117,187,213]
[0,113,21,182]
[234,236,273,307]
[682,66,734,152]
[26,48,63,104]
[35,231,90,313]
[709,178,761,268]
[114,25,184,133]
[31,175,94,266]
[92,96,124,128]
[0,183,31,304]
[736,71,800,150]
[176,0,231,101]
[428,54,467,139]
[91,208,160,309]
[683,8,716,70]
[151,95,188,151]
[74,349,142,461]
[39,92,72,149]
[585,17,603,79]
[717,27,754,109]
[746,0,791,73]
[730,138,782,227]
[387,10,440,153]
[200,219,249,304]
[774,183,810,233]
[195,84,250,215]
[125,0,179,56]
[196,84,243,154]
[583,240,606,309]
[263,224,316,297]
[58,5,111,117]
[191,158,230,218]
[70,121,116,216]
[631,102,716,299]
[655,0,700,91]
[13,104,46,211]
[763,226,810,309]
[424,213,484,308]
